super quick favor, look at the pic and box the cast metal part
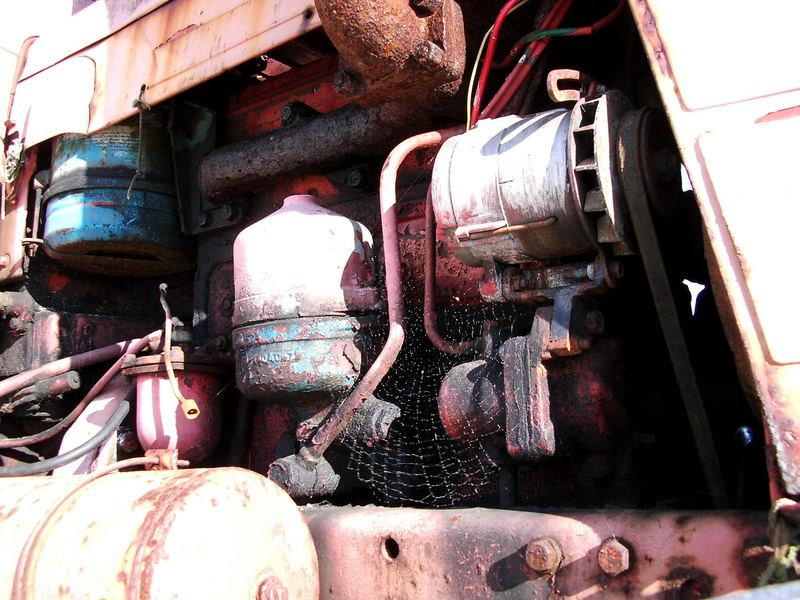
[316,0,465,104]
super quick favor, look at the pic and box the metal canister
[233,194,382,403]
[0,468,318,599]
[43,112,194,276]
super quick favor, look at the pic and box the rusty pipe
[424,185,479,355]
[0,337,151,400]
[0,331,161,449]
[199,102,431,202]
[304,128,462,460]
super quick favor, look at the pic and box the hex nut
[525,537,563,573]
[598,538,631,577]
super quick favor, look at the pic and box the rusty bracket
[500,307,556,461]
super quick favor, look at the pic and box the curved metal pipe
[424,185,479,354]
[303,127,462,460]
[0,331,161,449]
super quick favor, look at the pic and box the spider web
[341,302,532,507]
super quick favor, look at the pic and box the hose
[0,330,161,449]
[0,397,130,476]
[0,335,155,400]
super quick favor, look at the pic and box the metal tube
[305,127,461,459]
[0,335,155,400]
[423,185,478,355]
[0,398,130,476]
[199,102,429,202]
[0,331,161,449]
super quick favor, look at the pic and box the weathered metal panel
[304,505,769,599]
[9,0,322,148]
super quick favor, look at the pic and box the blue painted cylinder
[43,113,193,276]
[233,315,382,403]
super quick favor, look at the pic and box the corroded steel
[43,114,193,276]
[0,468,318,599]
[316,0,465,104]
[304,505,769,599]
[233,195,381,403]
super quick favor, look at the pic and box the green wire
[517,26,576,46]
[465,0,530,131]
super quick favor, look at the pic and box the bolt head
[598,538,631,577]
[525,537,562,573]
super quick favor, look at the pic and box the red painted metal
[305,127,462,460]
[134,372,222,463]
[424,186,479,354]
[304,505,769,599]
[0,468,319,599]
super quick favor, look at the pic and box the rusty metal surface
[234,315,382,403]
[628,0,800,498]
[316,0,465,104]
[200,102,432,202]
[43,114,194,276]
[0,468,319,599]
[303,505,769,599]
[9,0,322,148]
[0,151,35,285]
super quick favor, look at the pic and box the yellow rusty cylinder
[0,467,318,599]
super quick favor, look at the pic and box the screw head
[525,537,563,573]
[598,538,631,577]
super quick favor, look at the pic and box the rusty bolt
[584,310,604,335]
[413,41,445,69]
[525,537,563,573]
[598,538,631,577]
[258,576,288,600]
[410,0,443,16]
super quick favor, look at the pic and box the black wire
[0,396,131,477]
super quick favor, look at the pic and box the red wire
[470,0,527,128]
[567,0,624,36]
[481,0,572,120]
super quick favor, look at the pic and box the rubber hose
[0,398,131,477]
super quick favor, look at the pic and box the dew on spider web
[341,301,532,507]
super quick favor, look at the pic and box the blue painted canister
[232,195,384,403]
[43,112,193,276]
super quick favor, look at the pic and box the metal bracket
[501,308,556,461]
